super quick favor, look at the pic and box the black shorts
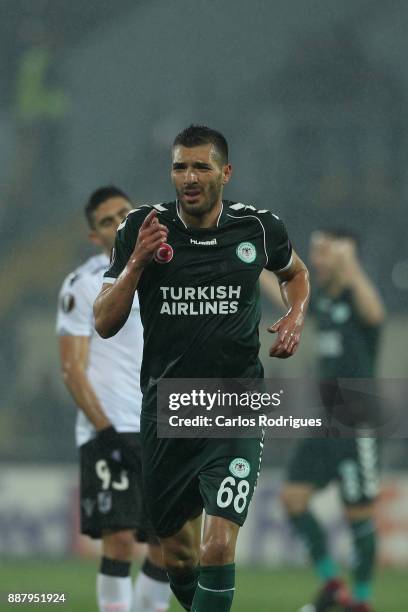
[79,432,154,540]
[141,416,264,538]
[287,436,380,506]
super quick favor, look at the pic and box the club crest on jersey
[154,243,174,264]
[236,241,256,264]
[229,458,251,479]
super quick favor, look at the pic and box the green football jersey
[104,200,292,419]
[314,288,381,379]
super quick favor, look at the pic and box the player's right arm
[57,270,140,467]
[58,335,112,431]
[56,273,112,431]
[58,334,138,470]
[94,209,168,338]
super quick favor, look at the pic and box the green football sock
[350,518,376,602]
[191,564,235,612]
[168,567,199,611]
[290,512,339,580]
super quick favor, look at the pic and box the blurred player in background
[94,125,310,611]
[56,186,171,612]
[275,229,385,612]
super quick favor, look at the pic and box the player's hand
[130,209,169,268]
[267,309,304,358]
[96,426,136,472]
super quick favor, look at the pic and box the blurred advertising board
[0,466,407,566]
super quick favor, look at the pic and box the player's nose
[184,168,198,184]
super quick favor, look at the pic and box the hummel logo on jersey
[190,238,217,246]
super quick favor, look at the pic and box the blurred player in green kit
[276,229,385,612]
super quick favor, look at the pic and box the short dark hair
[85,185,130,228]
[318,227,361,251]
[173,124,229,165]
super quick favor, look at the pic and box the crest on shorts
[229,458,251,479]
[97,491,112,514]
[236,242,256,264]
[81,498,95,517]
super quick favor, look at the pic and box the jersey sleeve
[103,206,150,284]
[262,212,293,272]
[56,274,93,337]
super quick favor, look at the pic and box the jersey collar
[175,200,227,231]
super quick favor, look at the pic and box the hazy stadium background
[0,1,407,610]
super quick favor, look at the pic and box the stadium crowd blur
[1,0,407,473]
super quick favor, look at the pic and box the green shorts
[141,416,264,537]
[287,437,380,506]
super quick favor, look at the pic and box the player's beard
[177,178,222,218]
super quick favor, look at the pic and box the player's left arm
[333,239,386,326]
[267,250,310,358]
[259,270,286,311]
[261,212,310,358]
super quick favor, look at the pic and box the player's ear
[222,163,233,185]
